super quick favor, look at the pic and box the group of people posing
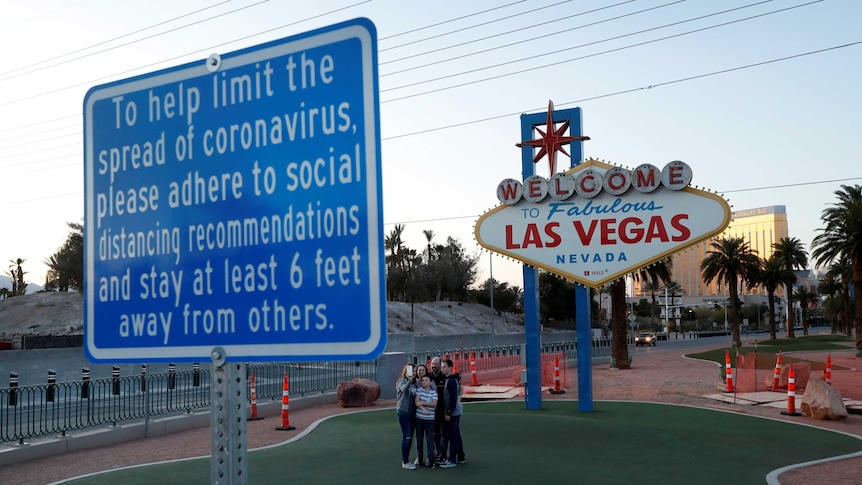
[395,356,466,470]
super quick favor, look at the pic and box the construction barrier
[248,372,264,421]
[781,364,802,417]
[549,354,565,394]
[771,351,783,391]
[470,352,478,386]
[276,372,295,431]
[825,354,832,386]
[724,349,734,393]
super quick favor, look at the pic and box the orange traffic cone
[276,372,296,430]
[781,364,802,417]
[248,372,264,421]
[771,351,783,391]
[549,354,565,394]
[824,354,832,386]
[723,349,734,393]
[470,352,478,386]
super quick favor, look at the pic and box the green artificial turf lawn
[65,401,862,485]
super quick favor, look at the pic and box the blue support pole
[575,283,593,411]
[520,113,542,410]
[518,104,591,412]
[561,107,594,413]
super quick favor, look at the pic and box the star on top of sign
[516,100,590,175]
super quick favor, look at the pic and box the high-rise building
[635,205,790,303]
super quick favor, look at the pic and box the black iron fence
[0,361,377,444]
[0,338,618,445]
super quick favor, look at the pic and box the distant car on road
[0,340,13,350]
[634,333,657,347]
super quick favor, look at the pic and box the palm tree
[8,259,27,296]
[817,273,841,334]
[772,237,809,338]
[793,286,819,336]
[422,229,435,264]
[663,281,683,331]
[384,224,406,301]
[759,255,794,340]
[701,237,763,347]
[610,260,672,369]
[825,256,853,336]
[642,279,662,324]
[812,184,862,352]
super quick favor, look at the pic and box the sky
[1,0,860,293]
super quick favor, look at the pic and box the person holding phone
[396,363,418,469]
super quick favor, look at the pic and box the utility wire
[380,0,527,41]
[0,0,372,107]
[381,0,648,68]
[381,0,815,95]
[382,40,861,140]
[0,1,232,78]
[0,1,270,82]
[380,0,574,51]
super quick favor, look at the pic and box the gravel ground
[3,342,862,484]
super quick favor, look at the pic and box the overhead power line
[382,40,861,140]
[0,1,270,82]
[0,1,233,78]
[380,0,821,99]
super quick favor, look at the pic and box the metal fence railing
[0,361,377,444]
[0,339,616,445]
[407,337,615,368]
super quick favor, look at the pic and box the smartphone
[406,365,414,377]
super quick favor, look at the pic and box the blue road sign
[83,18,385,363]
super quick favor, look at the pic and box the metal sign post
[210,347,247,484]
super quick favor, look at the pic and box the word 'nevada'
[497,161,692,205]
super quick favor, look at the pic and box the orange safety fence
[731,351,832,395]
[412,351,568,389]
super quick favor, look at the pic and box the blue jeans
[443,415,461,463]
[397,411,414,464]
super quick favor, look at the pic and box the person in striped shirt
[414,374,438,468]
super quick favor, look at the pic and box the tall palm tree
[817,273,841,334]
[384,224,406,301]
[772,237,809,338]
[642,279,662,323]
[826,256,853,336]
[759,255,794,340]
[701,237,763,347]
[663,281,683,331]
[7,258,27,296]
[422,229,435,265]
[812,184,862,352]
[793,286,819,336]
[610,259,672,369]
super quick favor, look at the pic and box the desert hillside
[0,292,525,346]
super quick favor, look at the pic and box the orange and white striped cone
[723,349,734,393]
[248,372,264,421]
[781,364,802,417]
[825,354,832,386]
[549,354,565,394]
[276,371,296,430]
[771,351,783,392]
[470,352,479,386]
